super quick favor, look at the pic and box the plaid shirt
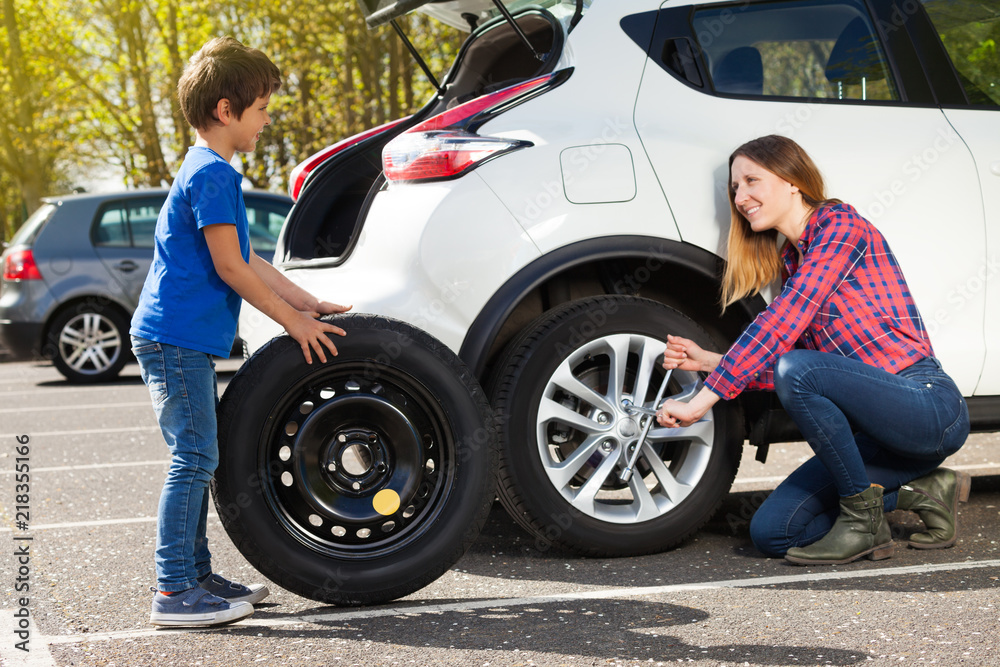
[705,203,933,400]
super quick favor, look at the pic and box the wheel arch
[460,235,766,382]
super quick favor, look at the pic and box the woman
[656,135,970,564]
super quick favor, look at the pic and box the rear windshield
[8,203,56,248]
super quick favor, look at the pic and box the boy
[130,36,349,627]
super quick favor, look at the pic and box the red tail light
[289,118,410,201]
[382,70,571,183]
[3,248,43,281]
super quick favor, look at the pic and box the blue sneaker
[198,573,270,605]
[150,587,253,627]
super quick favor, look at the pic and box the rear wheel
[48,304,129,383]
[214,314,497,605]
[490,296,742,556]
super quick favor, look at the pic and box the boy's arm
[248,251,351,316]
[203,224,346,364]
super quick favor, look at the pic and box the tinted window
[245,197,291,252]
[94,208,130,247]
[10,203,56,247]
[923,0,999,106]
[692,0,899,101]
[93,197,165,249]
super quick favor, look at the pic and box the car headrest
[713,46,764,96]
[826,17,885,84]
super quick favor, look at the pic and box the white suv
[219,0,999,605]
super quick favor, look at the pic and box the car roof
[41,188,291,206]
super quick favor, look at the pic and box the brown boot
[785,484,894,565]
[897,468,971,549]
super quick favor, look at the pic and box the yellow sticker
[373,489,400,516]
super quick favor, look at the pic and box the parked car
[221,0,999,605]
[0,188,292,382]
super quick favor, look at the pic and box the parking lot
[1,356,999,667]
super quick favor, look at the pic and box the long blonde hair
[720,135,839,311]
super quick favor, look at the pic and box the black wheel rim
[258,362,454,558]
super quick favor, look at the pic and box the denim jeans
[132,336,219,592]
[749,350,969,557]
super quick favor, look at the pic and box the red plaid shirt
[705,203,933,400]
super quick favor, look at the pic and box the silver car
[0,189,291,382]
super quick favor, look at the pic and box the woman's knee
[774,349,810,402]
[748,510,792,557]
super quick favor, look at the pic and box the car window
[8,203,56,247]
[126,200,162,249]
[692,0,899,101]
[245,198,290,252]
[94,208,131,247]
[93,197,165,249]
[922,0,999,107]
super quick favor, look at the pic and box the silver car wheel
[58,312,123,375]
[536,332,714,525]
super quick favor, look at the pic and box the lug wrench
[618,367,672,483]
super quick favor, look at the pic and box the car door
[91,196,162,308]
[919,0,1000,395]
[629,0,987,395]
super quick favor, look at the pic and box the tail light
[3,248,43,281]
[383,69,572,184]
[289,117,410,201]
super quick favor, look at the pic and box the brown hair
[720,135,840,311]
[178,36,281,131]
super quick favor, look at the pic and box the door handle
[114,260,139,272]
[991,161,1000,177]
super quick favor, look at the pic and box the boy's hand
[314,301,352,316]
[286,311,347,365]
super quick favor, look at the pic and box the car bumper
[0,278,55,360]
[0,320,45,359]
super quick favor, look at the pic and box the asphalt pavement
[1,357,998,667]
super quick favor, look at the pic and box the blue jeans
[749,350,969,557]
[132,336,219,592]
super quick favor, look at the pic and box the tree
[0,0,67,230]
[229,0,461,191]
[1,0,463,239]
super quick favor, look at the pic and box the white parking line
[731,462,1000,486]
[0,402,151,414]
[0,385,142,398]
[0,517,159,533]
[0,426,160,438]
[0,610,57,667]
[0,460,167,475]
[37,558,1000,646]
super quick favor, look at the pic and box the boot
[785,484,893,565]
[897,468,971,549]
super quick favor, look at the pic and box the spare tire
[214,314,497,606]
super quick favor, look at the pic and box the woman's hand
[655,386,721,428]
[662,334,722,373]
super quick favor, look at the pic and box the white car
[220,0,999,605]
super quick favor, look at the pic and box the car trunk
[278,4,571,266]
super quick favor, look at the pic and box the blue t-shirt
[130,147,251,357]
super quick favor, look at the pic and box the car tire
[489,295,743,557]
[213,314,498,606]
[47,304,130,383]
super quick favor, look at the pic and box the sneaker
[198,573,270,605]
[150,586,254,627]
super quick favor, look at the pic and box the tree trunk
[2,0,48,214]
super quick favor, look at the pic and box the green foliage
[0,0,462,239]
